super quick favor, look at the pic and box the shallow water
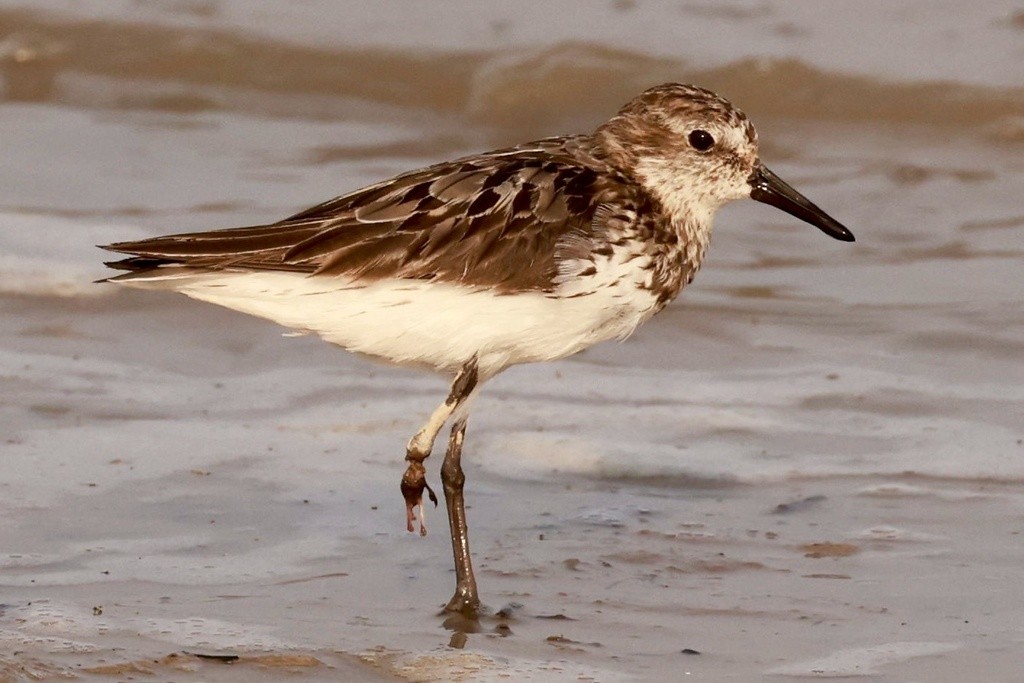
[1,1,1023,680]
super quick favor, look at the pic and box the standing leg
[441,415,480,615]
[401,359,479,535]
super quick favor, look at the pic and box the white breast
[123,267,661,378]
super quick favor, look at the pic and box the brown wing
[103,136,620,292]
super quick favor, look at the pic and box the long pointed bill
[749,163,855,242]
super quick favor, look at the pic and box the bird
[100,83,854,616]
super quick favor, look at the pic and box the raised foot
[400,460,436,536]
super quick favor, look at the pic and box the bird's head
[596,83,854,242]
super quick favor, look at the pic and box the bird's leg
[441,415,480,616]
[401,359,478,536]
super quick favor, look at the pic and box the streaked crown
[595,83,761,225]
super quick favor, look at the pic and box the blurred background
[1,1,1022,680]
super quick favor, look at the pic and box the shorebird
[101,83,854,616]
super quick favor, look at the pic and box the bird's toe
[401,461,437,535]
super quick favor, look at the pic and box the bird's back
[103,135,635,294]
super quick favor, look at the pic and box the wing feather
[102,136,628,292]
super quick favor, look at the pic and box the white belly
[129,271,660,377]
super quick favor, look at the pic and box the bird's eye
[688,129,715,152]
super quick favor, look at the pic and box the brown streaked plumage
[100,83,854,617]
[105,136,648,293]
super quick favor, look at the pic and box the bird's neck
[664,215,712,305]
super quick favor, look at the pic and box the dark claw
[400,460,437,535]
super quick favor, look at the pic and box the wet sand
[3,290,1023,680]
[2,2,1023,681]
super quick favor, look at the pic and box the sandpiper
[101,83,854,616]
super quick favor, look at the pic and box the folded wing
[102,137,615,292]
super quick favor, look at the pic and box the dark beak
[749,163,855,242]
